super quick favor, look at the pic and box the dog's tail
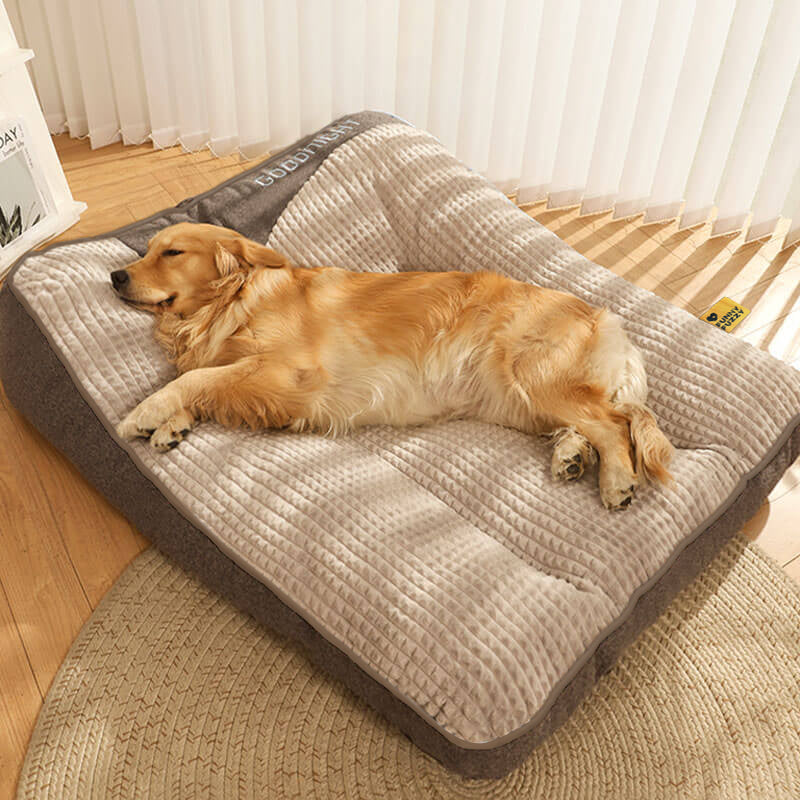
[618,403,674,485]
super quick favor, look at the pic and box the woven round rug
[16,534,800,799]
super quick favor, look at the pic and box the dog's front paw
[116,412,155,441]
[149,409,196,452]
[116,389,182,443]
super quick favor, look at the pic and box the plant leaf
[10,204,22,237]
[0,205,11,246]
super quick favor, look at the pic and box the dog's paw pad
[550,429,596,484]
[150,423,188,452]
[117,417,153,441]
[601,483,636,511]
[147,409,196,453]
[553,451,585,482]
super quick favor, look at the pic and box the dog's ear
[214,243,242,277]
[214,238,288,277]
[231,238,288,269]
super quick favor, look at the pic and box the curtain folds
[7,0,800,247]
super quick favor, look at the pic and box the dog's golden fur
[114,222,673,509]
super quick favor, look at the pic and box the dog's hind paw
[554,451,585,482]
[600,479,637,511]
[551,428,596,482]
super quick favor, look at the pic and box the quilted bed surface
[10,122,800,746]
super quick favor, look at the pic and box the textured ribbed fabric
[16,536,800,799]
[9,122,800,747]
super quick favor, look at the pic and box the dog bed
[2,111,799,779]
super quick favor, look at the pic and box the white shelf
[0,46,33,77]
[0,7,85,268]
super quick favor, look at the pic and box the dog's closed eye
[162,249,184,257]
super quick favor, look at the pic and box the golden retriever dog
[113,222,673,509]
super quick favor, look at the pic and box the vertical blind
[6,0,800,248]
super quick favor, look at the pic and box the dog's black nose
[110,270,129,290]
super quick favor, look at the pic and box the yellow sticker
[701,297,750,332]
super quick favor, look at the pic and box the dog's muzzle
[110,269,130,291]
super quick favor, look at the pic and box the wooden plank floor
[2,134,800,798]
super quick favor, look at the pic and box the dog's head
[110,222,288,316]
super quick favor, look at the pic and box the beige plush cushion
[10,122,800,747]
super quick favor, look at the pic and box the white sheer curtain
[7,0,800,248]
